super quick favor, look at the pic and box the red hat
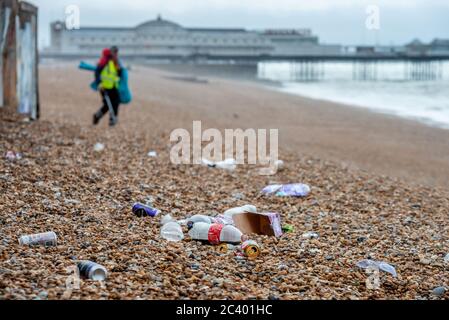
[98,48,112,68]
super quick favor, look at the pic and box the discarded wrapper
[232,212,283,238]
[262,183,310,197]
[282,224,294,233]
[5,151,22,161]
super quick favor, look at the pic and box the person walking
[93,46,122,127]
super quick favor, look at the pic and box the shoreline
[147,62,449,132]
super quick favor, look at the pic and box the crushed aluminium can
[132,202,160,217]
[19,232,57,247]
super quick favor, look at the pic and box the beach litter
[160,214,175,226]
[186,214,215,228]
[356,259,398,277]
[238,240,261,259]
[444,253,449,264]
[78,261,108,281]
[93,143,105,152]
[262,183,311,197]
[224,205,257,218]
[302,231,319,239]
[5,151,22,161]
[274,160,285,171]
[19,232,57,247]
[160,219,184,242]
[147,151,157,158]
[282,224,294,233]
[202,158,237,171]
[188,222,243,244]
[232,211,283,237]
[132,202,160,217]
[216,243,237,254]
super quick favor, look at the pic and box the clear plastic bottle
[161,214,175,226]
[160,222,184,242]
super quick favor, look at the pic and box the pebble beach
[0,64,448,300]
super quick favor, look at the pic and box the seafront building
[44,15,342,60]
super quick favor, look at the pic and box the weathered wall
[0,0,39,119]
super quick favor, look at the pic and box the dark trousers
[95,89,121,125]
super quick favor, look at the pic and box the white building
[45,15,341,60]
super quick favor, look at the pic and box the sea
[257,61,449,129]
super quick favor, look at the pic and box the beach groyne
[0,0,39,119]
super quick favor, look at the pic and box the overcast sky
[32,0,449,48]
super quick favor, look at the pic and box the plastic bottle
[161,222,184,242]
[187,214,214,225]
[188,222,243,244]
[160,214,175,226]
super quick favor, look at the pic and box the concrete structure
[405,38,449,56]
[44,15,342,61]
[429,39,449,55]
[0,0,39,119]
